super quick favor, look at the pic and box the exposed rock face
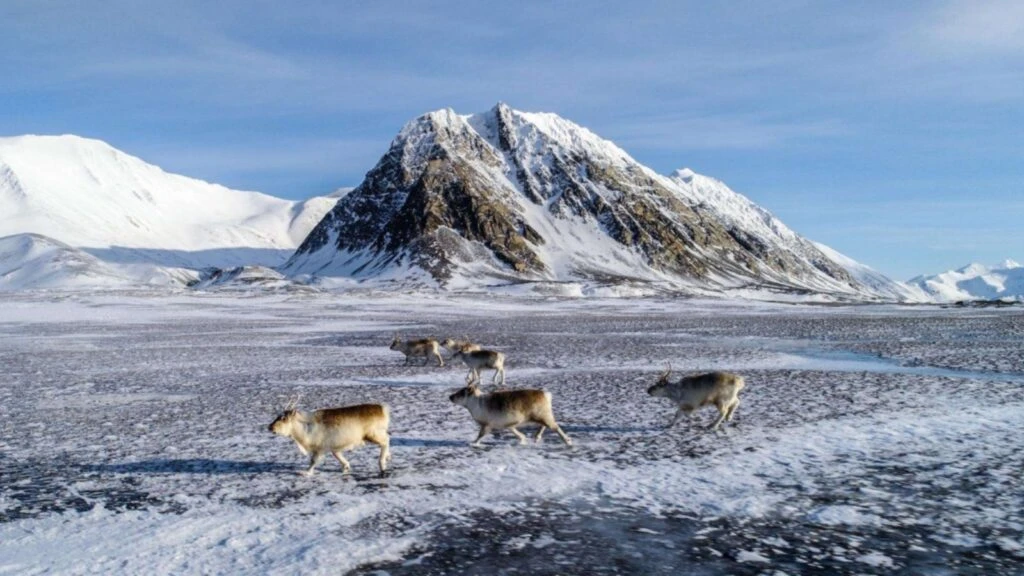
[286,103,863,294]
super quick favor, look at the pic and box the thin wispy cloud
[920,0,1024,55]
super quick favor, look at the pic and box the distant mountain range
[2,107,1003,302]
[909,260,1024,302]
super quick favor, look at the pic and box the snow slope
[0,233,130,290]
[667,168,926,301]
[908,260,1024,301]
[0,233,199,291]
[0,135,337,268]
[813,242,930,302]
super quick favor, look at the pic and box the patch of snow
[855,551,895,568]
[806,505,883,527]
[736,550,771,563]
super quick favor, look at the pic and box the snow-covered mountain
[285,103,908,299]
[0,233,202,291]
[813,242,930,302]
[0,135,336,268]
[908,260,1024,302]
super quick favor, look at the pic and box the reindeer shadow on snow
[86,459,294,475]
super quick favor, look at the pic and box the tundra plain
[0,292,1022,575]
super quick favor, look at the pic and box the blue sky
[2,0,1021,279]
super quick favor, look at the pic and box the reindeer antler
[285,393,301,411]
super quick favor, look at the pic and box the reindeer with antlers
[268,395,391,476]
[390,334,444,367]
[646,365,745,431]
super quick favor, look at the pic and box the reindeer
[441,336,481,359]
[646,365,745,431]
[449,383,572,446]
[452,349,506,387]
[390,334,444,367]
[268,398,391,476]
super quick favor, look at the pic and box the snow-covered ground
[0,293,1022,575]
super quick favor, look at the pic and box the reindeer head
[441,338,456,349]
[389,333,402,350]
[647,364,672,397]
[449,383,481,406]
[268,395,301,435]
[268,409,299,435]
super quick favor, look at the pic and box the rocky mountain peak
[285,105,869,296]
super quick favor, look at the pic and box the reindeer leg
[472,424,491,447]
[552,424,573,446]
[725,399,739,422]
[708,408,728,432]
[669,408,686,428]
[303,452,325,476]
[380,444,391,473]
[537,415,572,446]
[332,451,352,474]
[368,433,391,474]
[509,426,528,445]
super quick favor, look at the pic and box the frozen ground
[0,293,1022,575]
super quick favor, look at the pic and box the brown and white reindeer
[451,349,506,387]
[268,397,391,476]
[449,383,572,446]
[440,336,481,358]
[646,364,745,431]
[389,334,444,367]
